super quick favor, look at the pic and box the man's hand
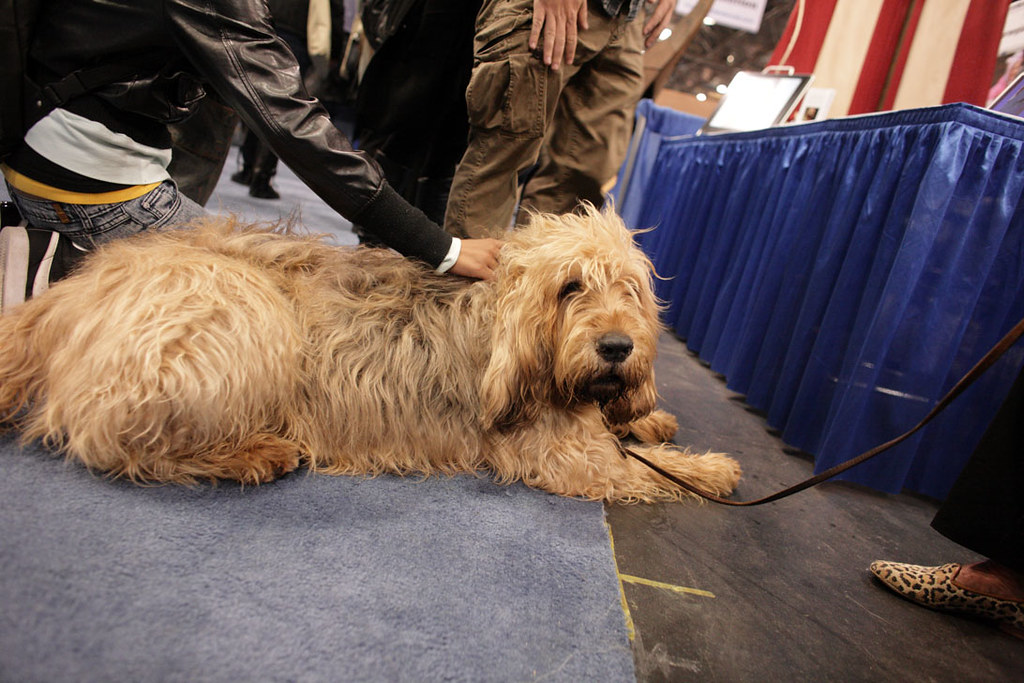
[450,238,503,280]
[530,0,588,71]
[642,0,675,50]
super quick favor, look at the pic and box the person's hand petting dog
[452,238,503,280]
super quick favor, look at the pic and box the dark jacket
[266,0,309,39]
[20,0,452,267]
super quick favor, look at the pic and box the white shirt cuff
[435,236,461,274]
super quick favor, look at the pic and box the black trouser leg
[931,365,1024,572]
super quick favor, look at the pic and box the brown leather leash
[622,314,1024,506]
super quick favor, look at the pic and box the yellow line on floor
[618,573,715,598]
[606,522,636,641]
[607,523,716,642]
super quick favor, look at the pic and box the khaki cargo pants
[444,0,644,238]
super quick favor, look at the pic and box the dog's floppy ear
[479,262,551,432]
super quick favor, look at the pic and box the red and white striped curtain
[768,0,1008,117]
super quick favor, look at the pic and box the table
[619,102,1024,499]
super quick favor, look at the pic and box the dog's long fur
[0,206,740,502]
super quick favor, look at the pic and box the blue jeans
[5,180,207,249]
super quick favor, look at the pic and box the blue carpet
[0,435,634,681]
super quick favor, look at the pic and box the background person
[0,0,501,295]
[444,0,675,238]
[231,0,339,201]
[352,0,482,234]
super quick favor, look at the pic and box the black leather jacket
[23,0,453,267]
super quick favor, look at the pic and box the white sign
[795,88,836,123]
[675,0,768,34]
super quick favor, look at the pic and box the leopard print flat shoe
[870,561,1024,638]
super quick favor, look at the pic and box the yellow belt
[2,164,161,205]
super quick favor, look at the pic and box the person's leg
[870,365,1024,637]
[232,130,260,185]
[444,0,565,238]
[931,365,1024,573]
[519,12,643,219]
[249,142,281,200]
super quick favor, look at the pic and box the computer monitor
[699,71,814,135]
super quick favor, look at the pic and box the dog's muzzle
[583,332,635,402]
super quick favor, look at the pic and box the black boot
[249,173,280,200]
[231,132,260,185]
[230,167,253,185]
[248,142,280,199]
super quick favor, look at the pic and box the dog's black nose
[597,333,633,363]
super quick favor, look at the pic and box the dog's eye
[558,280,582,300]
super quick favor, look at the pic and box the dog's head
[480,203,662,431]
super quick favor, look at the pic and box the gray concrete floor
[611,332,1024,681]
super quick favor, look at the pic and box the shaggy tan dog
[0,206,740,502]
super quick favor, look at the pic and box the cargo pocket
[465,59,510,132]
[466,53,548,138]
[505,52,548,138]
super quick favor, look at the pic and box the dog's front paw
[609,408,679,443]
[637,409,679,443]
[624,445,742,502]
[692,451,742,495]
